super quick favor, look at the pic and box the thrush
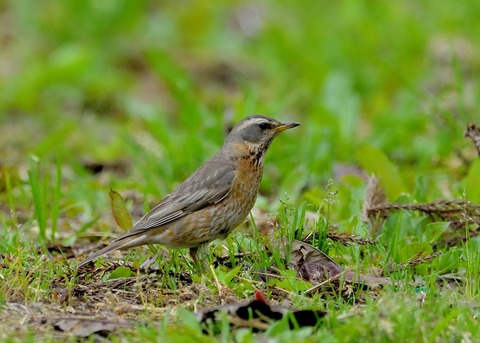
[78,115,299,267]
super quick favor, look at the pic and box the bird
[78,115,299,267]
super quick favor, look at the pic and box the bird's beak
[274,121,300,133]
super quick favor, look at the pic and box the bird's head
[225,115,300,156]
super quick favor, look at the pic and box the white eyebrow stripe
[235,118,269,131]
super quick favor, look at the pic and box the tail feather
[77,234,146,268]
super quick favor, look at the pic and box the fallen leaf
[197,299,325,332]
[32,316,134,337]
[271,238,391,292]
[272,238,342,283]
[109,188,133,231]
[108,266,134,280]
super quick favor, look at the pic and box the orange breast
[145,154,265,248]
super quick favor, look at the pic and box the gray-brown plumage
[78,115,299,267]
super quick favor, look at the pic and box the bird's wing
[112,162,235,242]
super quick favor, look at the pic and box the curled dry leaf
[271,238,391,292]
[288,239,343,283]
[271,238,342,284]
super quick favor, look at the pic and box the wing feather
[113,157,235,242]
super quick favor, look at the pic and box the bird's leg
[189,247,199,266]
[189,246,208,272]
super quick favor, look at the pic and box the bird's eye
[258,122,269,131]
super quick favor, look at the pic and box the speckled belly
[148,160,264,248]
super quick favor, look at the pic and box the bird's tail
[77,234,146,268]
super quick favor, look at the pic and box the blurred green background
[1,0,479,242]
[2,2,480,341]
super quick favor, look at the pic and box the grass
[1,0,480,341]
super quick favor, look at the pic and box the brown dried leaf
[270,239,392,294]
[291,240,343,277]
[289,240,338,267]
[271,238,342,284]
